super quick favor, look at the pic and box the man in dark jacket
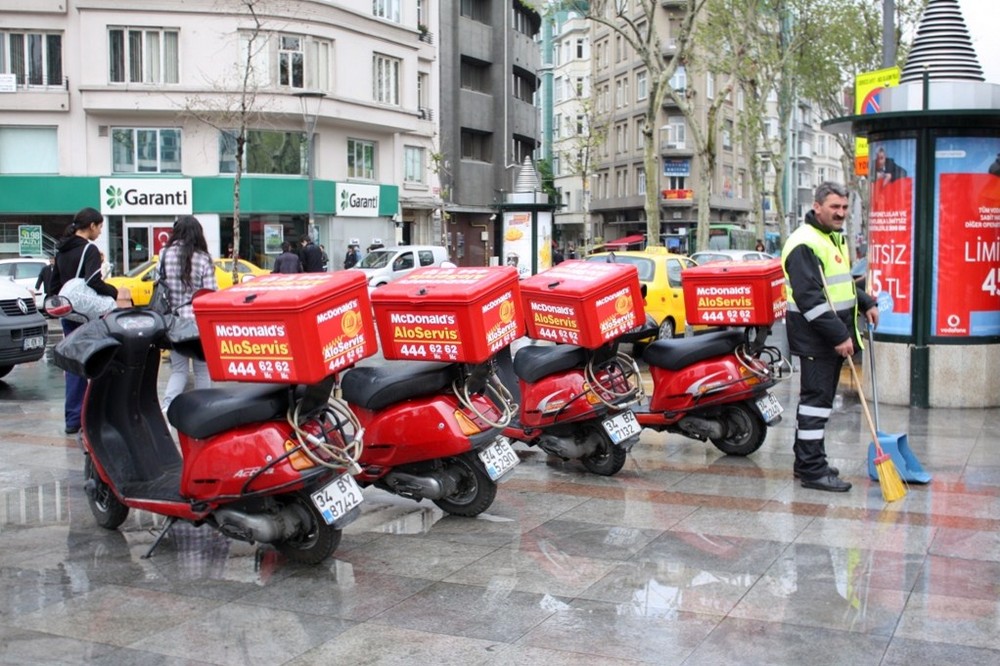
[299,234,325,272]
[272,241,302,273]
[781,182,878,492]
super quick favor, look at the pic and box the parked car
[0,278,47,379]
[689,249,774,265]
[0,257,49,310]
[585,247,698,339]
[355,245,451,289]
[107,257,270,307]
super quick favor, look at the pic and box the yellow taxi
[107,257,270,306]
[585,247,697,339]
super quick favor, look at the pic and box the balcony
[660,141,694,156]
[660,189,695,206]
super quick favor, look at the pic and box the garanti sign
[99,178,193,215]
[335,182,380,217]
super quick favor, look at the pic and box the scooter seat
[513,344,588,383]
[643,328,745,371]
[341,361,459,411]
[169,384,291,439]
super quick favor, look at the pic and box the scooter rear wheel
[432,452,497,517]
[710,402,766,456]
[84,456,129,529]
[274,494,342,565]
[581,431,628,476]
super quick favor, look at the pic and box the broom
[818,269,906,502]
[845,355,906,502]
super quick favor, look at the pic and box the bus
[688,224,757,252]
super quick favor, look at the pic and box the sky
[955,0,998,83]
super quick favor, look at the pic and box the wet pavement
[2,326,999,665]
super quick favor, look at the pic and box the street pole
[295,91,326,245]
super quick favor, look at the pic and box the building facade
[438,0,542,267]
[0,0,441,273]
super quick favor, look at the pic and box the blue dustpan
[864,326,931,484]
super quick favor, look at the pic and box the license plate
[602,410,641,444]
[478,437,520,481]
[310,473,364,525]
[23,336,44,350]
[755,392,783,423]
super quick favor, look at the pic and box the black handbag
[148,268,172,315]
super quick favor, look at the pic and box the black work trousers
[793,354,844,480]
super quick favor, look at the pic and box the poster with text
[867,138,916,336]
[933,137,1000,337]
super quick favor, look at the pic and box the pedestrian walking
[272,241,303,273]
[49,207,119,435]
[160,215,218,413]
[34,255,55,303]
[343,243,361,269]
[781,182,879,492]
[299,234,325,272]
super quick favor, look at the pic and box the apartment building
[438,0,541,267]
[0,0,440,273]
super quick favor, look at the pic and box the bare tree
[555,95,610,253]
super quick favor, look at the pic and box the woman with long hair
[160,215,218,412]
[50,207,119,435]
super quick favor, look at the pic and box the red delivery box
[519,260,645,348]
[681,259,787,326]
[371,266,523,363]
[193,272,377,383]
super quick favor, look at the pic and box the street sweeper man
[782,181,879,493]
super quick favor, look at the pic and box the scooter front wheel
[433,452,497,517]
[84,456,129,529]
[274,493,342,565]
[710,402,766,456]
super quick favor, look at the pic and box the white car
[0,277,47,379]
[0,257,49,310]
[689,249,774,265]
[354,245,452,289]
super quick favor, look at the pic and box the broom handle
[817,267,882,452]
[866,323,881,430]
[845,354,882,451]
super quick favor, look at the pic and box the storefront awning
[604,233,646,247]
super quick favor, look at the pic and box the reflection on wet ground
[2,339,999,664]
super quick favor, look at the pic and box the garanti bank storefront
[0,176,398,273]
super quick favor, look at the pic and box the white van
[355,245,451,288]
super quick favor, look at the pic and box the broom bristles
[873,452,907,502]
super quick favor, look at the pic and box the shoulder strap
[74,243,91,278]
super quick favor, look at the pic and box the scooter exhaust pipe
[381,470,458,500]
[213,505,307,544]
[677,416,725,440]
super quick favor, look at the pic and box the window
[637,167,645,195]
[373,54,400,105]
[669,66,686,92]
[461,57,490,93]
[109,27,179,84]
[220,129,306,175]
[278,35,303,88]
[512,70,535,103]
[636,70,647,100]
[723,120,733,150]
[460,0,489,24]
[0,31,62,87]
[513,5,536,36]
[418,250,436,267]
[575,77,583,97]
[373,0,401,23]
[0,127,58,173]
[404,146,425,184]
[461,129,491,162]
[347,138,376,180]
[113,128,181,173]
[576,38,584,59]
[667,116,686,148]
[513,135,534,166]
[706,73,714,99]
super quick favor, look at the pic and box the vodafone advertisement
[867,139,916,336]
[933,137,1000,337]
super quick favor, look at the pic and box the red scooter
[53,308,370,565]
[495,321,651,476]
[337,357,520,516]
[633,325,789,455]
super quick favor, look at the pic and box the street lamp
[294,90,326,243]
